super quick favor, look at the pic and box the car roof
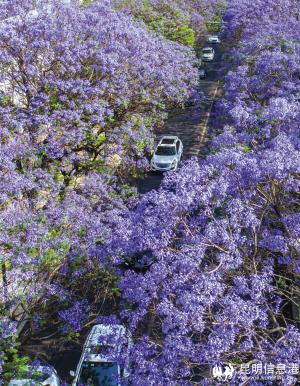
[82,324,132,364]
[158,136,178,145]
[8,366,55,386]
[9,380,34,385]
[86,324,128,346]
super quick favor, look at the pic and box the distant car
[202,47,215,61]
[151,136,183,171]
[9,364,60,386]
[198,67,206,79]
[70,324,132,386]
[208,35,220,44]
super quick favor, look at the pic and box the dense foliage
[0,0,198,379]
[100,0,300,384]
[0,0,299,385]
[131,1,197,47]
[115,0,225,44]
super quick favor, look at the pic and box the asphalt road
[20,44,224,382]
[135,44,223,194]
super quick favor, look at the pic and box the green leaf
[96,132,106,146]
[241,144,251,153]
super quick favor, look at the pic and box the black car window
[176,141,180,152]
[78,361,119,386]
[155,146,176,156]
[161,138,175,144]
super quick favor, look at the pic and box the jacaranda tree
[99,0,300,384]
[1,0,299,385]
[0,0,198,378]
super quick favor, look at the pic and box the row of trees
[0,0,222,381]
[114,0,224,47]
[3,0,299,384]
[98,0,299,384]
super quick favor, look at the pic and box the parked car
[201,47,215,61]
[151,136,183,171]
[9,364,60,386]
[70,324,132,386]
[198,67,206,79]
[208,35,220,44]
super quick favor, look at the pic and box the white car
[208,35,220,44]
[202,47,215,61]
[70,324,132,386]
[151,136,183,171]
[9,364,60,386]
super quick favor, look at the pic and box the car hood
[152,155,176,163]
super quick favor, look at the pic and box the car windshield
[203,49,212,53]
[161,138,175,144]
[155,146,176,156]
[78,361,119,386]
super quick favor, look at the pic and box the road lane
[135,44,223,194]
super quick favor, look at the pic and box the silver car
[9,364,60,386]
[208,35,220,44]
[151,136,183,171]
[202,47,215,61]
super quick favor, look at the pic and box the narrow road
[136,44,223,193]
[20,44,224,382]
